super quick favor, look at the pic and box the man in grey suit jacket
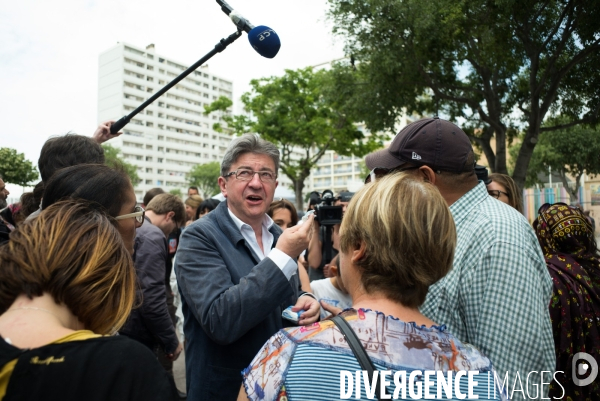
[176,134,319,400]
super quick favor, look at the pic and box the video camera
[475,165,492,185]
[309,190,354,226]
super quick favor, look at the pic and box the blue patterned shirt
[243,309,507,400]
[421,182,555,400]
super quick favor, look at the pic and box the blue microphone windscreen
[248,25,280,59]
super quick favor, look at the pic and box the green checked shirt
[421,182,555,400]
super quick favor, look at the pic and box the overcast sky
[0,0,345,196]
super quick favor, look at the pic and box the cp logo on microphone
[572,352,598,387]
[258,29,273,41]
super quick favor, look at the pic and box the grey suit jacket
[175,200,300,400]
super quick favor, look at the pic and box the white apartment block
[308,122,371,195]
[309,151,364,195]
[97,42,234,201]
[308,116,416,196]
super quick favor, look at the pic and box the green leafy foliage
[187,161,221,199]
[327,0,600,189]
[0,148,38,186]
[509,122,600,201]
[169,188,183,198]
[101,144,140,185]
[205,67,387,209]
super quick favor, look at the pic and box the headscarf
[534,203,600,400]
[535,202,599,269]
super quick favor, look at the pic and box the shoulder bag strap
[331,315,389,400]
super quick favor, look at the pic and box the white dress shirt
[227,208,297,280]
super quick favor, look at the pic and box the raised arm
[92,120,123,144]
[176,223,292,344]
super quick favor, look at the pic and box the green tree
[509,123,600,202]
[327,0,600,190]
[101,144,140,185]
[205,67,386,210]
[169,188,183,199]
[0,148,38,186]
[187,161,221,199]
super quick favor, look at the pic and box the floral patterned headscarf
[534,202,599,268]
[534,202,600,400]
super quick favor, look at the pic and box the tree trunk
[294,180,305,212]
[483,87,508,175]
[512,92,543,192]
[474,126,496,172]
[494,126,508,175]
[557,172,580,204]
[291,168,312,212]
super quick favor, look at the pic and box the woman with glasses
[42,164,144,255]
[486,173,523,214]
[0,199,172,400]
[534,203,600,400]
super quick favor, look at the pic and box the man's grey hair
[220,134,280,176]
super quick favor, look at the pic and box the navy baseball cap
[365,117,474,174]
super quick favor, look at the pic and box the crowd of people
[0,117,598,400]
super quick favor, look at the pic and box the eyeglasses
[487,190,509,199]
[224,169,276,183]
[115,206,145,224]
[364,165,420,184]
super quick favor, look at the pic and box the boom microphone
[217,1,254,33]
[108,3,281,134]
[247,26,280,59]
[216,0,281,59]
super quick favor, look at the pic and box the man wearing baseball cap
[365,117,554,400]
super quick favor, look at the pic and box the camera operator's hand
[275,214,314,258]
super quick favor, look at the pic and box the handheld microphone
[216,0,281,59]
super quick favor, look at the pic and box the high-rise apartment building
[308,116,415,195]
[97,42,234,200]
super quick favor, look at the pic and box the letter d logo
[572,352,598,387]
